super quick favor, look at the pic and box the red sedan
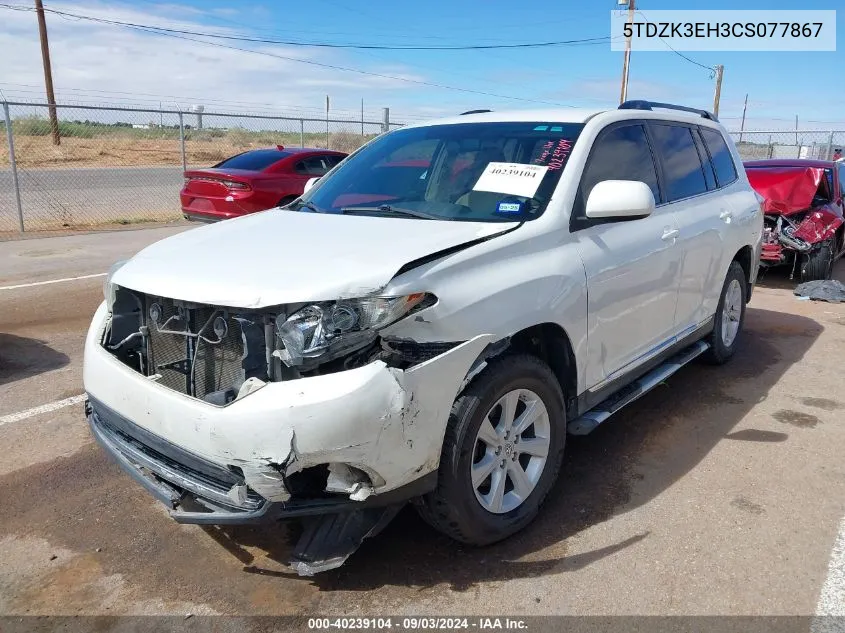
[180,146,347,222]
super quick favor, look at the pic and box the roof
[745,159,837,169]
[401,106,722,130]
[410,108,607,127]
[232,146,344,155]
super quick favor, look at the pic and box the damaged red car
[745,159,845,281]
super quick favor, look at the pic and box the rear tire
[704,261,747,365]
[801,240,834,282]
[414,354,566,546]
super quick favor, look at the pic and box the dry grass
[3,136,258,169]
[1,131,374,169]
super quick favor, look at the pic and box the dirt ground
[1,131,371,169]
[1,228,844,624]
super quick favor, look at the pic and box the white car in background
[84,100,763,574]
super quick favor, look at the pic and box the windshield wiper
[340,205,443,221]
[292,200,324,213]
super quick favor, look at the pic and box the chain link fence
[728,130,845,161]
[0,101,401,237]
[3,101,844,239]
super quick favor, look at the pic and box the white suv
[84,101,763,574]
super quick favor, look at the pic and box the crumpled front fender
[793,209,843,244]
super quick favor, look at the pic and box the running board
[568,340,710,436]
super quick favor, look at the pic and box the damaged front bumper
[761,211,842,265]
[86,398,436,524]
[83,302,493,525]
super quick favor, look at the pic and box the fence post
[381,108,389,134]
[767,135,773,159]
[3,102,25,233]
[178,112,187,172]
[300,119,304,148]
[826,131,834,161]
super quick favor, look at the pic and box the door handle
[661,228,680,241]
[719,210,733,222]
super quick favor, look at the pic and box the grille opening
[103,289,459,397]
[103,289,270,402]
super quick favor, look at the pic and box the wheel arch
[731,245,755,302]
[466,323,579,421]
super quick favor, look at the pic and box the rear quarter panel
[719,126,763,288]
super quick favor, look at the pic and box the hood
[113,210,519,308]
[746,166,824,215]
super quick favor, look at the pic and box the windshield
[299,122,584,222]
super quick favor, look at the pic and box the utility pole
[619,0,635,104]
[325,95,330,149]
[738,93,748,143]
[712,65,724,117]
[35,0,60,145]
[795,115,799,146]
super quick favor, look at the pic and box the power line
[634,10,716,75]
[0,4,580,108]
[1,4,613,50]
[129,0,583,41]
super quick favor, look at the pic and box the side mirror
[585,180,655,219]
[303,177,320,194]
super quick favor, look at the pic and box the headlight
[103,260,128,311]
[275,293,434,367]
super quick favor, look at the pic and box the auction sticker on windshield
[472,162,549,198]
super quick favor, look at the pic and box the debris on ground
[793,280,845,303]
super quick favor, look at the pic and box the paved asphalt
[1,226,845,620]
[0,167,183,231]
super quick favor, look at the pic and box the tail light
[221,180,250,190]
[183,176,251,191]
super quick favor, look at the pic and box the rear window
[214,149,289,171]
[700,128,738,187]
[650,124,708,202]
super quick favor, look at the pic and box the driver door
[570,121,684,390]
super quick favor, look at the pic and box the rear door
[571,121,684,389]
[648,122,729,331]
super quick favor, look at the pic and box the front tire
[414,355,566,546]
[705,261,747,365]
[800,240,834,282]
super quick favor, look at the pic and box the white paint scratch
[811,515,845,633]
[0,272,106,291]
[0,394,87,427]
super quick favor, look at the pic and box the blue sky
[1,0,843,129]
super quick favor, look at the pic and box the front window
[298,122,584,222]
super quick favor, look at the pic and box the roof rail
[619,100,718,122]
[460,109,492,115]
